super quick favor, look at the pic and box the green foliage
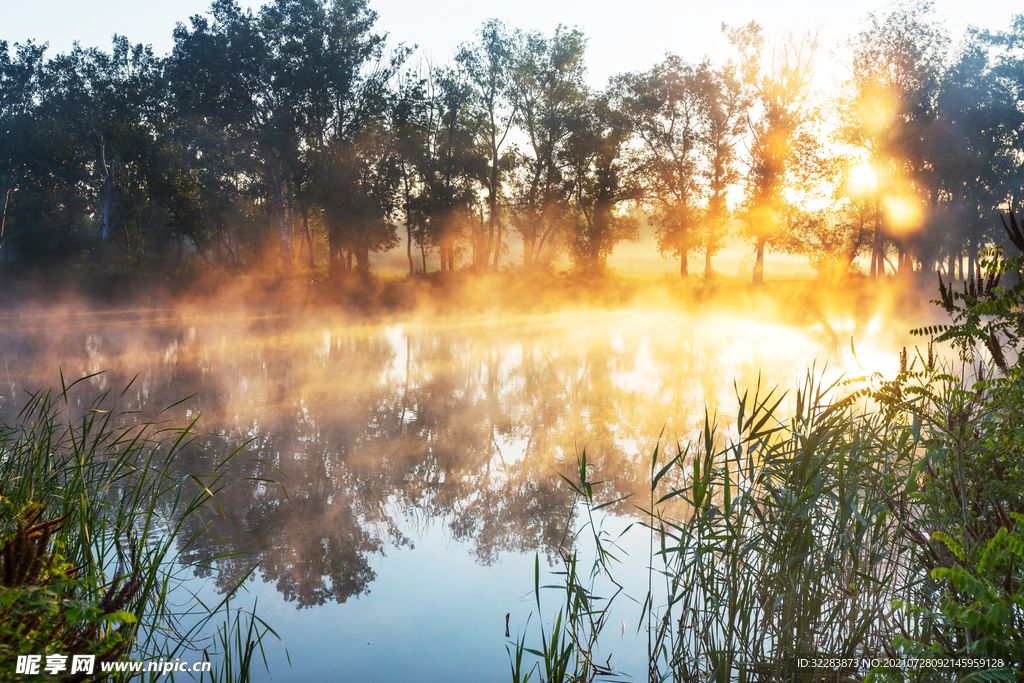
[4,2,1024,281]
[0,377,279,681]
[0,504,137,679]
[919,521,1023,661]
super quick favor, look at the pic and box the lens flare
[883,195,924,234]
[848,163,877,191]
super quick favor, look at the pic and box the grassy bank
[0,378,274,681]
[512,248,1024,681]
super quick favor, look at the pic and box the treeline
[1,0,1022,283]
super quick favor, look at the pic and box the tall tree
[837,2,947,279]
[0,41,45,260]
[457,20,517,268]
[698,63,746,277]
[419,65,485,272]
[987,14,1024,214]
[257,0,391,276]
[43,37,164,265]
[391,69,427,275]
[563,91,639,271]
[507,26,588,267]
[931,30,1020,279]
[728,22,820,284]
[617,55,707,277]
[169,0,301,269]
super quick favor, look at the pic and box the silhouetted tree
[507,26,588,267]
[563,91,639,270]
[458,20,517,268]
[728,22,820,284]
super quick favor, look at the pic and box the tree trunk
[680,251,689,278]
[523,236,535,268]
[475,207,486,269]
[0,186,10,259]
[354,245,370,276]
[100,182,115,269]
[302,204,314,272]
[329,232,341,279]
[402,166,415,276]
[753,238,765,285]
[100,176,114,269]
[704,245,712,279]
[407,222,414,275]
[487,124,500,269]
[493,221,503,268]
[286,179,295,252]
[871,201,883,279]
[273,159,291,272]
[968,239,978,283]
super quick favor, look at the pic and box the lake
[0,297,925,681]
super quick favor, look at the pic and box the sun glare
[848,164,877,191]
[883,196,924,234]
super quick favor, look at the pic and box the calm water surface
[0,304,919,681]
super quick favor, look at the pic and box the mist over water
[0,292,931,681]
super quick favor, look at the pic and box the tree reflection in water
[0,307,910,608]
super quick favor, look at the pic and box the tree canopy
[1,0,1023,284]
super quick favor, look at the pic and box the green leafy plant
[0,377,280,682]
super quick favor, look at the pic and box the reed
[0,375,277,681]
[511,247,1024,682]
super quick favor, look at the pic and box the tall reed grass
[511,239,1024,682]
[0,374,277,681]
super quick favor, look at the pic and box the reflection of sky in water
[0,306,922,682]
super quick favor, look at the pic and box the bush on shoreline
[0,381,273,682]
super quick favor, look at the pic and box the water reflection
[0,306,915,615]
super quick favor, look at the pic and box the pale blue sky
[4,0,1019,87]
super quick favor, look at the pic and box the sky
[4,0,1021,89]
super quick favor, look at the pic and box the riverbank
[0,264,944,330]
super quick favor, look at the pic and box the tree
[390,70,427,274]
[0,41,45,261]
[257,0,390,276]
[987,15,1024,214]
[324,115,402,275]
[930,30,1021,279]
[169,0,301,269]
[507,26,588,268]
[563,91,639,271]
[401,64,485,273]
[617,56,746,278]
[35,38,165,267]
[697,63,746,277]
[617,56,708,277]
[728,22,820,284]
[458,20,517,269]
[837,1,947,279]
